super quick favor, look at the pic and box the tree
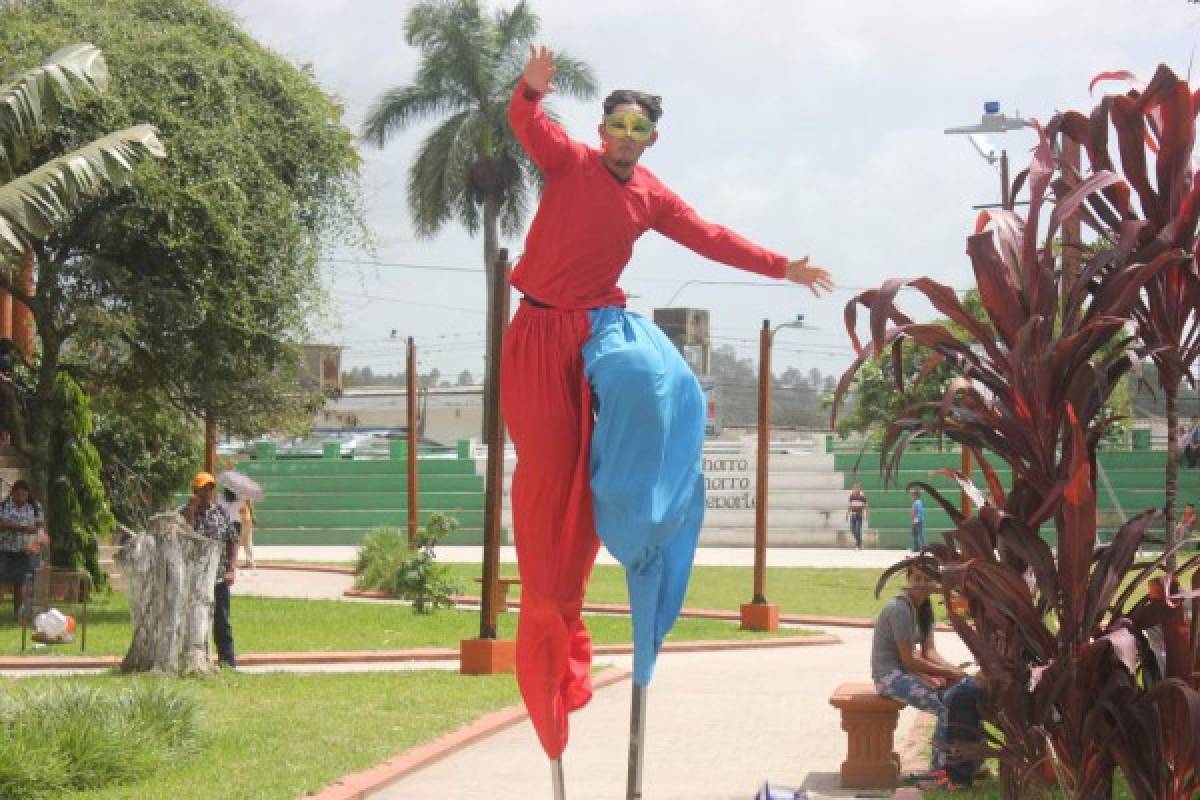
[361,0,597,367]
[0,40,164,580]
[0,43,165,262]
[91,385,201,530]
[457,369,475,385]
[1054,66,1200,558]
[46,374,115,582]
[0,0,363,549]
[709,344,757,426]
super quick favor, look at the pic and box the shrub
[353,515,463,614]
[835,71,1200,799]
[353,527,411,595]
[0,681,200,799]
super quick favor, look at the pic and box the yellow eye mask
[603,110,655,142]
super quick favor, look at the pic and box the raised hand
[785,257,834,297]
[524,44,557,94]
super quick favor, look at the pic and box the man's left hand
[224,569,236,586]
[785,257,833,296]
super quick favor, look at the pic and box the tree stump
[119,512,219,674]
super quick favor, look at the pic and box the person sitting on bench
[871,562,986,791]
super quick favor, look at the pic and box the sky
[226,0,1200,382]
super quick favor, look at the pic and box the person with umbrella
[219,471,263,570]
[504,45,832,794]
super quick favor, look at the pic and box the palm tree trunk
[482,191,500,441]
[1166,384,1180,569]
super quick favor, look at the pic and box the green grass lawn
[9,670,521,800]
[446,563,914,620]
[0,591,812,658]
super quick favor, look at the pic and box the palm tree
[0,43,166,262]
[362,0,597,356]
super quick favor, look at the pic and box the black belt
[521,294,624,311]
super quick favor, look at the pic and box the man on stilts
[502,45,832,793]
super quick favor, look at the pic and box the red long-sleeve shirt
[507,80,788,309]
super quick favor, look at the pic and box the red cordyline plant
[832,88,1200,797]
[1051,64,1200,556]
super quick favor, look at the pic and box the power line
[325,258,971,295]
[332,289,484,314]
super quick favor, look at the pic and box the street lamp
[945,103,1035,515]
[945,101,1034,210]
[740,314,806,632]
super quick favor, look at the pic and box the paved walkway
[372,625,967,799]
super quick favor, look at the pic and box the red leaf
[1090,69,1142,94]
[1059,403,1096,636]
[966,231,1024,346]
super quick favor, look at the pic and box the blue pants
[912,523,927,551]
[876,670,983,784]
[213,580,235,667]
[584,308,705,687]
[849,513,863,547]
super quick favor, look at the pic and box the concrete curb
[305,666,632,800]
[0,633,838,672]
[258,562,354,574]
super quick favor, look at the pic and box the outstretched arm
[654,190,832,295]
[508,45,580,174]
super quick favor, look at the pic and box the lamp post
[945,102,1034,514]
[740,314,806,632]
[460,249,516,677]
[406,336,418,546]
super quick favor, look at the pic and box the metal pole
[478,249,510,640]
[752,320,771,604]
[626,684,647,800]
[551,759,566,800]
[960,447,973,517]
[1000,150,1011,212]
[407,337,419,546]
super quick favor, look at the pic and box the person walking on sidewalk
[180,472,239,669]
[238,499,256,569]
[503,45,833,759]
[846,482,868,550]
[910,486,927,552]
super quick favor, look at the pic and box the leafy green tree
[46,373,115,582]
[91,385,201,529]
[709,344,757,427]
[0,0,363,540]
[361,0,597,358]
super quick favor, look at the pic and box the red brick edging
[305,666,632,800]
[346,587,888,630]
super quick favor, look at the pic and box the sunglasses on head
[603,110,655,142]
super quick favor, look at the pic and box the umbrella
[217,470,264,502]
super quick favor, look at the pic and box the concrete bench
[828,682,905,788]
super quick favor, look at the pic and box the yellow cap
[191,472,216,490]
